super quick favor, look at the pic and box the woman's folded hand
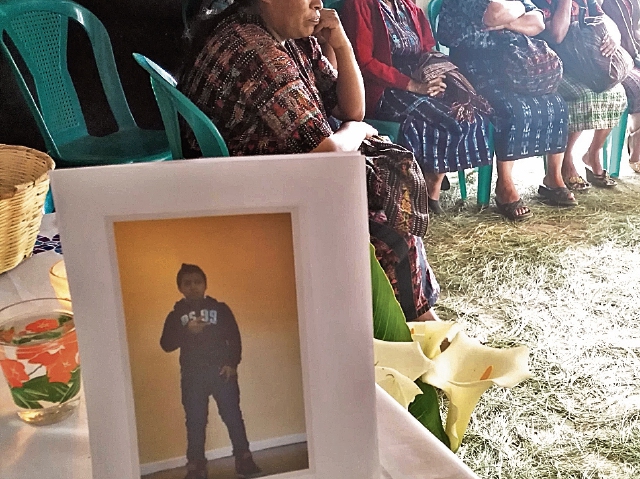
[407,77,447,97]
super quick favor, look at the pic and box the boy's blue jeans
[181,367,250,464]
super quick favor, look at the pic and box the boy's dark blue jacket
[160,295,242,371]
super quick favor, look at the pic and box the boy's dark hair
[176,263,207,288]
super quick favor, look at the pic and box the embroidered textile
[179,12,338,156]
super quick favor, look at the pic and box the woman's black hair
[180,0,254,79]
[176,263,207,288]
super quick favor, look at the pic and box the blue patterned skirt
[451,50,569,161]
[375,88,492,174]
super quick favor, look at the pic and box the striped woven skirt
[483,91,569,161]
[451,50,569,161]
[375,88,492,174]
[558,77,627,132]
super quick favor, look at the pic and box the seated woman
[438,0,577,219]
[533,0,627,189]
[179,0,440,322]
[601,0,640,174]
[341,0,493,215]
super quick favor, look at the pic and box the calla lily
[375,367,423,409]
[407,321,461,359]
[422,331,532,452]
[373,339,434,408]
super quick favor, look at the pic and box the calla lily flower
[373,339,433,408]
[422,331,532,452]
[407,321,461,359]
[375,367,423,409]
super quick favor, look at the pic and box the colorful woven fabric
[371,0,491,174]
[622,67,640,113]
[369,210,439,321]
[437,0,541,50]
[179,12,338,156]
[376,88,492,173]
[450,49,569,161]
[557,77,628,132]
[362,137,429,237]
[437,0,569,161]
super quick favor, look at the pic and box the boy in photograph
[160,263,262,479]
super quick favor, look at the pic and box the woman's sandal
[428,197,444,215]
[630,161,640,174]
[563,175,591,191]
[538,185,578,207]
[495,198,533,221]
[585,167,617,188]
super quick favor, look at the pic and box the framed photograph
[50,152,380,479]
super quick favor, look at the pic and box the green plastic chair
[0,0,171,167]
[0,0,172,212]
[603,107,628,178]
[427,0,494,205]
[332,0,493,205]
[133,53,229,159]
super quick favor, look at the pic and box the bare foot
[495,184,527,217]
[542,174,570,190]
[582,149,604,176]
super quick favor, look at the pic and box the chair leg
[476,164,492,206]
[44,187,55,214]
[603,108,628,178]
[458,170,468,200]
[476,123,494,207]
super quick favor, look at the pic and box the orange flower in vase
[25,318,60,333]
[16,330,79,384]
[0,358,30,388]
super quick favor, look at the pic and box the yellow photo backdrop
[113,213,306,466]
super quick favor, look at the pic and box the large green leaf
[369,243,412,342]
[12,330,62,345]
[13,374,71,405]
[59,367,81,403]
[11,387,43,409]
[408,379,450,447]
[369,243,447,446]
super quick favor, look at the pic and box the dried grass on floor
[426,171,640,478]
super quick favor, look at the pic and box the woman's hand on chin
[313,8,350,50]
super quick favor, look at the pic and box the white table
[0,214,478,479]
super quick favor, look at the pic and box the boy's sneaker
[184,461,208,479]
[235,452,263,478]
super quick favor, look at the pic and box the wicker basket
[0,144,55,274]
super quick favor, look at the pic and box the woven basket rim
[0,144,55,200]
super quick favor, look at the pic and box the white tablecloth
[0,214,478,479]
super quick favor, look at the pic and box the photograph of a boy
[160,263,262,479]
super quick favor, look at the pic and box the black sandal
[585,167,617,188]
[428,198,444,215]
[538,185,578,207]
[495,198,533,221]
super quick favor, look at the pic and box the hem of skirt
[495,146,567,161]
[568,121,626,133]
[423,158,493,174]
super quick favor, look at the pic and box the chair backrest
[132,53,229,159]
[426,0,448,54]
[0,0,137,158]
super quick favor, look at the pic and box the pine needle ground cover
[427,169,640,478]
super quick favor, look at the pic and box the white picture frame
[50,152,380,479]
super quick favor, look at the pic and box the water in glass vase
[0,298,81,425]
